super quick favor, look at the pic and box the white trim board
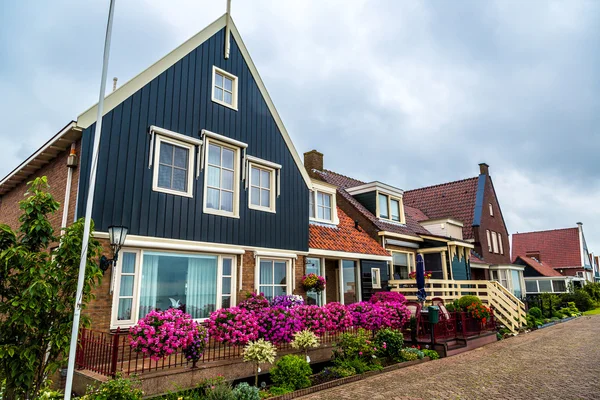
[76,14,311,188]
[309,248,392,262]
[93,231,308,256]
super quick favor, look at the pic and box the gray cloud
[1,0,599,255]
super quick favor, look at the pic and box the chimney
[479,163,489,175]
[112,77,118,92]
[304,150,324,178]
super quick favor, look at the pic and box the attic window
[378,193,404,223]
[489,203,494,217]
[212,66,238,110]
[309,181,339,225]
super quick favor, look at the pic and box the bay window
[112,249,236,327]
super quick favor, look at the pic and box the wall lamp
[99,225,129,274]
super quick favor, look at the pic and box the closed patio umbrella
[416,254,427,304]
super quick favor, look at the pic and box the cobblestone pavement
[299,315,600,400]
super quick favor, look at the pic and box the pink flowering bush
[323,302,353,332]
[183,325,209,364]
[238,292,270,312]
[378,302,411,329]
[294,305,330,336]
[348,301,411,331]
[369,291,406,304]
[207,307,260,345]
[129,308,199,361]
[257,306,304,344]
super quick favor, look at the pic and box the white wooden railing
[389,279,527,333]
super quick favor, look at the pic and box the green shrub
[84,374,143,400]
[374,328,404,360]
[334,356,382,374]
[562,291,594,312]
[399,349,419,361]
[269,386,293,396]
[457,295,482,310]
[269,355,312,391]
[333,328,377,361]
[528,307,542,319]
[445,300,460,313]
[33,388,64,399]
[310,366,356,385]
[205,382,235,400]
[422,349,439,360]
[233,382,260,400]
[582,282,600,303]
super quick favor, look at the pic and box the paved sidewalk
[299,315,600,400]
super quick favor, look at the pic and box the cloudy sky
[1,0,599,255]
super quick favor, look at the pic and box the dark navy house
[75,15,312,329]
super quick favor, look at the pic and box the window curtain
[259,260,273,299]
[187,257,217,319]
[139,255,159,318]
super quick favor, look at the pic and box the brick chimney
[304,150,324,178]
[479,163,489,175]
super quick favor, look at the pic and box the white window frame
[486,230,492,252]
[203,137,241,218]
[255,257,293,298]
[112,249,142,327]
[376,191,405,224]
[338,259,361,305]
[309,181,339,225]
[248,162,276,213]
[391,250,413,279]
[212,66,238,110]
[498,234,504,255]
[491,231,499,254]
[152,135,196,198]
[371,267,382,289]
[489,203,494,216]
[110,248,237,329]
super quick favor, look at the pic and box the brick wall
[0,141,81,235]
[473,176,512,265]
[336,194,382,245]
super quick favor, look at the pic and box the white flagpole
[64,0,116,398]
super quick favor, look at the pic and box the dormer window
[378,193,404,223]
[212,66,238,110]
[309,180,339,225]
[346,181,405,224]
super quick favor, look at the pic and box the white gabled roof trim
[76,14,311,188]
[0,121,81,195]
[346,181,404,198]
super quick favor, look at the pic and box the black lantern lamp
[99,225,129,273]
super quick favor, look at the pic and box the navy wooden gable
[77,28,309,251]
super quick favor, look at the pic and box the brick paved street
[300,315,600,400]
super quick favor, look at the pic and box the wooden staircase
[389,278,527,333]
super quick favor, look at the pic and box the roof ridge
[404,176,479,193]
[513,227,579,236]
[320,169,366,185]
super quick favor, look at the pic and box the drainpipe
[61,143,78,235]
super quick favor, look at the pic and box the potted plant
[301,273,326,292]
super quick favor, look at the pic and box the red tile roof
[512,227,582,268]
[403,177,479,240]
[309,206,390,256]
[470,251,486,264]
[516,255,562,277]
[313,170,430,238]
